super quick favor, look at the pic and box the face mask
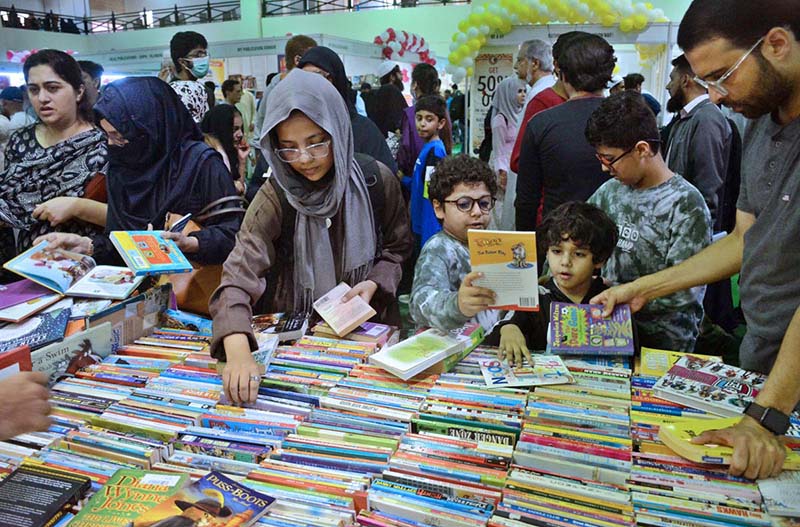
[188,56,209,79]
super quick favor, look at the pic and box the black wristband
[744,402,791,436]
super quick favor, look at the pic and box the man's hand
[498,324,531,366]
[458,272,496,318]
[590,281,648,317]
[33,197,78,227]
[691,416,787,479]
[33,232,93,254]
[0,372,51,440]
[343,280,378,305]
[160,231,200,254]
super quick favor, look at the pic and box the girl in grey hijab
[209,69,413,404]
[490,76,527,229]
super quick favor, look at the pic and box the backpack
[257,153,385,313]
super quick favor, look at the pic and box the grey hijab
[492,76,527,130]
[260,69,377,312]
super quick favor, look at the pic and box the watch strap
[744,402,791,435]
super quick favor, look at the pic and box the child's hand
[458,272,495,318]
[499,324,532,366]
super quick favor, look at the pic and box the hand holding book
[458,271,496,318]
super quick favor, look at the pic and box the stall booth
[465,22,676,156]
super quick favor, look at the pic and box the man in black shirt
[367,62,408,138]
[515,33,616,232]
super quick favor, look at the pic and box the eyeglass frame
[693,37,764,97]
[274,140,332,163]
[442,195,497,213]
[595,139,661,168]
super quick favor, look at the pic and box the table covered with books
[0,283,798,527]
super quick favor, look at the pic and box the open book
[313,282,376,337]
[4,241,144,300]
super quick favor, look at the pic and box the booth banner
[209,59,226,85]
[469,49,515,154]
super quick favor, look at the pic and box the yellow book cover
[659,416,800,469]
[467,229,539,311]
[638,347,722,377]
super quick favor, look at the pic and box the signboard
[469,48,515,155]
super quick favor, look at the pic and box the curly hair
[538,201,618,264]
[585,91,661,154]
[428,155,497,203]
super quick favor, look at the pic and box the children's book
[313,282,377,337]
[468,229,539,311]
[69,469,190,527]
[252,312,309,341]
[4,241,145,299]
[758,470,800,516]
[0,344,32,380]
[637,347,722,377]
[548,302,635,355]
[109,231,193,276]
[479,355,574,388]
[370,323,483,380]
[658,416,800,470]
[0,308,70,353]
[652,355,775,417]
[312,320,397,347]
[0,279,51,310]
[0,293,62,323]
[130,471,274,527]
[163,309,213,336]
[0,463,91,527]
[31,321,113,385]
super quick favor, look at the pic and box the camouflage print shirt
[410,231,501,333]
[588,174,711,352]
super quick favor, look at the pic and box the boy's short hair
[623,73,644,90]
[414,94,447,119]
[428,155,497,203]
[557,33,615,93]
[585,91,661,154]
[538,201,618,264]
[221,79,240,97]
[170,31,207,69]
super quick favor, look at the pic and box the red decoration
[373,28,436,65]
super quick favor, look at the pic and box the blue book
[109,231,192,276]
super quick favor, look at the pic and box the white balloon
[510,13,520,24]
[456,32,468,43]
[652,8,664,18]
[449,42,459,52]
[468,26,480,38]
[473,5,486,15]
[479,24,491,34]
[487,3,501,14]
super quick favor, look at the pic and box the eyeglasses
[185,50,208,59]
[595,140,660,167]
[693,37,764,97]
[274,140,331,163]
[443,196,496,213]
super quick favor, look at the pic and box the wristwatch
[744,402,791,436]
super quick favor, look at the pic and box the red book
[0,345,32,379]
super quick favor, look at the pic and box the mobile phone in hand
[169,213,193,233]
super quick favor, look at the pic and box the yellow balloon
[620,18,634,32]
[448,52,459,63]
[633,14,648,29]
[469,13,481,25]
[466,67,474,76]
[458,20,469,32]
[601,14,616,27]
[468,39,481,52]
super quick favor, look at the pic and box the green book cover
[69,469,189,527]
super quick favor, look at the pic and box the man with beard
[367,62,408,138]
[592,0,800,480]
[664,55,732,227]
[665,54,733,229]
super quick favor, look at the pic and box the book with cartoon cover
[548,302,634,356]
[4,241,144,300]
[468,229,539,311]
[0,308,70,353]
[130,470,274,527]
[109,231,192,276]
[479,355,574,388]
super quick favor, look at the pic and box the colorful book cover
[0,279,51,310]
[0,344,32,380]
[0,307,70,353]
[163,309,213,336]
[3,241,144,299]
[548,302,634,355]
[130,471,274,527]
[313,282,377,337]
[30,321,113,385]
[758,470,800,517]
[652,355,778,417]
[480,355,574,388]
[638,347,722,377]
[468,229,539,311]
[69,469,189,527]
[109,231,193,276]
[0,293,62,323]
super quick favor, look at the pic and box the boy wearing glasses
[409,155,500,333]
[585,92,711,352]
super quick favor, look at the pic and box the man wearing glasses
[593,0,800,480]
[169,31,210,123]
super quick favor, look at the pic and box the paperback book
[0,463,91,527]
[548,302,634,355]
[468,229,539,311]
[479,355,574,388]
[130,470,274,527]
[758,470,800,517]
[0,308,70,353]
[31,321,113,384]
[313,282,377,337]
[0,344,32,380]
[252,312,308,341]
[0,293,62,323]
[4,241,144,299]
[0,279,51,310]
[110,231,193,276]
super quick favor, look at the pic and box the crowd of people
[0,0,798,482]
